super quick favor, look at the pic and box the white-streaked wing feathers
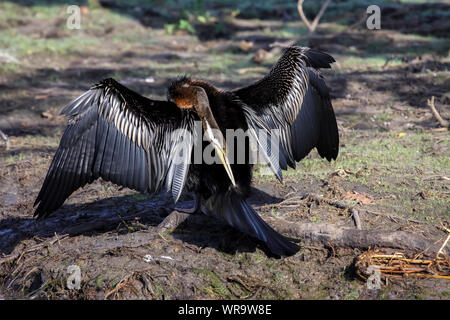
[234,46,338,180]
[34,78,195,218]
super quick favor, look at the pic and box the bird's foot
[155,210,191,233]
[173,203,199,214]
[176,193,203,213]
[155,195,201,232]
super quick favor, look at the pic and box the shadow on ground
[0,187,283,257]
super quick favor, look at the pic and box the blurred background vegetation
[1,0,448,72]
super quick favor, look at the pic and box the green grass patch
[255,130,450,220]
[193,268,232,298]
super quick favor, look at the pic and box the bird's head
[167,76,198,109]
[167,76,236,186]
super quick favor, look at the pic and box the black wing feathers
[302,49,335,69]
[308,69,339,161]
[204,190,299,257]
[234,46,339,178]
[34,78,194,218]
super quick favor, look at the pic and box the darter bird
[34,46,339,257]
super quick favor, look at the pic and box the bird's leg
[155,194,201,232]
[173,194,201,214]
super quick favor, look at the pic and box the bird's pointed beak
[215,143,236,187]
[204,120,236,187]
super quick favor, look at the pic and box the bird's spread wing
[34,78,196,218]
[233,46,339,181]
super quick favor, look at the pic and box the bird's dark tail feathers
[204,190,299,257]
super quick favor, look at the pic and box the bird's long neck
[194,90,217,127]
[189,81,223,130]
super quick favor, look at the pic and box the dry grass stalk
[356,249,450,281]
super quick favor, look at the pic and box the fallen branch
[0,234,68,265]
[351,209,362,230]
[362,209,423,225]
[307,193,362,229]
[262,192,363,229]
[427,96,449,129]
[266,192,431,229]
[266,217,449,256]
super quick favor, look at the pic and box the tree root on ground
[266,216,449,256]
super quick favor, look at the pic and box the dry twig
[437,234,450,259]
[427,96,449,129]
[0,234,69,265]
[437,224,450,260]
[104,266,152,299]
[297,0,332,34]
[0,129,9,150]
[264,192,363,229]
[356,250,450,280]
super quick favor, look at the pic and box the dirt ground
[0,1,449,299]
